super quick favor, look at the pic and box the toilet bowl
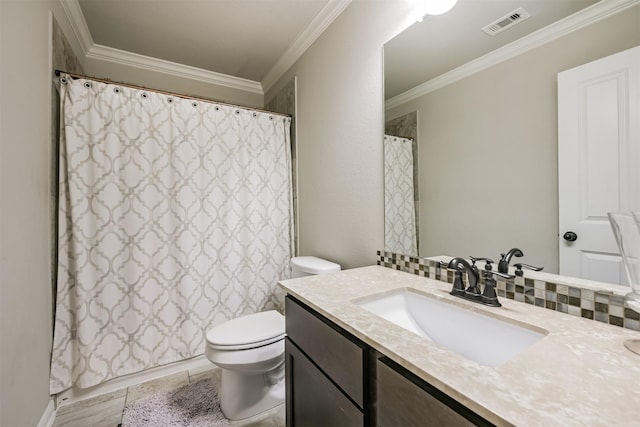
[205,256,341,420]
[205,310,285,421]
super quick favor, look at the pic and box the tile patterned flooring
[53,366,285,427]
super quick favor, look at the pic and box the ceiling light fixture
[421,0,458,16]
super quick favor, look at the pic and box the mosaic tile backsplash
[377,250,640,332]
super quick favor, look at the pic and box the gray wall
[386,7,640,274]
[265,1,414,269]
[0,2,75,425]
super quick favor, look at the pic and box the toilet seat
[207,334,285,351]
[206,310,285,350]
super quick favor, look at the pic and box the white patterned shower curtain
[50,75,293,393]
[384,135,417,255]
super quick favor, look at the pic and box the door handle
[563,231,578,242]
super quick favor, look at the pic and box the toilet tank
[290,256,341,278]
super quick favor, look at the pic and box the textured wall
[385,111,417,141]
[51,15,85,328]
[265,77,298,255]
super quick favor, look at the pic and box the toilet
[289,255,341,278]
[205,256,341,420]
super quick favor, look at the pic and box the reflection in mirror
[384,112,419,254]
[383,0,640,286]
[384,134,418,255]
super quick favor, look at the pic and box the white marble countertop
[278,265,640,427]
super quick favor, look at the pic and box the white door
[558,46,640,285]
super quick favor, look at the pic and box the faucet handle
[442,261,466,296]
[487,270,515,280]
[470,256,494,270]
[480,271,510,307]
[513,263,544,277]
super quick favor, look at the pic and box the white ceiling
[75,0,346,90]
[385,0,602,100]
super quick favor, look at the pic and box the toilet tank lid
[206,310,284,346]
[290,256,341,274]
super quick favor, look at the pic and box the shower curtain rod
[54,70,291,118]
[386,134,414,141]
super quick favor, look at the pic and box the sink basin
[355,289,545,367]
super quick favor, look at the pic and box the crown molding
[59,0,262,94]
[386,0,640,111]
[261,0,352,93]
[59,0,350,97]
[86,44,264,94]
[58,0,93,55]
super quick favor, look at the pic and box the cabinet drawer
[285,296,364,407]
[377,357,492,427]
[285,338,364,427]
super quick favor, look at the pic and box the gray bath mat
[121,377,230,427]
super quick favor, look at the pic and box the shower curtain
[50,74,293,393]
[384,135,417,255]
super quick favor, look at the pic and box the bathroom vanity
[278,266,640,426]
[285,295,490,426]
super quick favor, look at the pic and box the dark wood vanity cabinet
[285,340,364,427]
[285,296,368,427]
[376,358,493,427]
[284,296,493,427]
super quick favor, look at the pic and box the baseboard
[37,399,56,427]
[55,355,211,408]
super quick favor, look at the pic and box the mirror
[383,0,638,281]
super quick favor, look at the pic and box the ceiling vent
[482,8,531,36]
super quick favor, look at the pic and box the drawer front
[285,296,364,407]
[285,339,364,427]
[377,358,492,427]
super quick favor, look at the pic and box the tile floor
[53,365,285,427]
